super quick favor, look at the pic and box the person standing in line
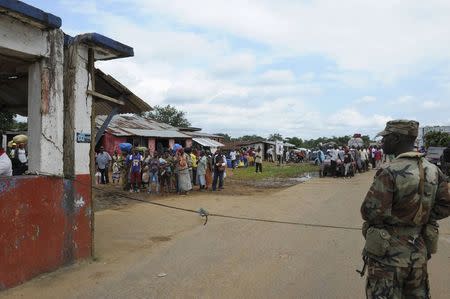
[343,147,353,178]
[0,145,12,176]
[230,149,237,169]
[360,147,368,172]
[196,151,207,190]
[205,150,213,190]
[176,148,192,195]
[374,147,383,170]
[255,147,263,173]
[212,149,226,191]
[317,147,325,177]
[148,151,160,194]
[121,151,130,190]
[164,150,176,193]
[111,150,122,184]
[190,149,198,186]
[361,120,450,298]
[128,148,143,192]
[9,142,16,159]
[184,147,193,186]
[329,145,338,177]
[96,146,111,184]
[370,146,376,169]
[10,142,28,175]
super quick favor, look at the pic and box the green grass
[230,162,319,181]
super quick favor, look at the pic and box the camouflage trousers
[366,259,430,299]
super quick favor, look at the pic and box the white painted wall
[73,46,93,175]
[27,30,65,175]
[0,15,49,57]
[1,15,65,175]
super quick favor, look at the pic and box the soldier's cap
[376,119,419,137]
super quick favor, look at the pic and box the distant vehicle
[425,147,445,166]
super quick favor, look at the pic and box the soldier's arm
[360,168,394,225]
[430,169,450,221]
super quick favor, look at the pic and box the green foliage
[284,136,303,147]
[424,131,450,147]
[267,133,283,141]
[215,133,232,142]
[361,135,371,147]
[0,112,27,132]
[0,112,16,131]
[142,105,191,127]
[235,134,264,142]
[228,132,374,149]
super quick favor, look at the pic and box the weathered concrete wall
[0,15,49,57]
[1,18,92,289]
[0,175,92,290]
[72,46,93,175]
[27,30,64,175]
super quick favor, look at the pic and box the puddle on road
[289,172,320,183]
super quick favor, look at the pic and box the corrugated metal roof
[183,131,221,138]
[126,128,190,138]
[94,69,151,115]
[193,138,224,147]
[96,114,191,138]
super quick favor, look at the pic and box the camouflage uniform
[361,120,450,299]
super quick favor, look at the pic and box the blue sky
[28,0,450,139]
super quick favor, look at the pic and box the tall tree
[236,134,264,141]
[285,137,303,147]
[424,131,450,147]
[142,105,191,127]
[267,133,283,141]
[0,112,28,136]
[215,133,232,142]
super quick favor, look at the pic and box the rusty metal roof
[96,114,191,138]
[94,69,151,115]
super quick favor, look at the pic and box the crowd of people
[0,142,28,176]
[95,145,228,195]
[226,147,264,172]
[316,145,390,178]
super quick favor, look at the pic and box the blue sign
[76,132,91,143]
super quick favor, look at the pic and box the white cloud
[61,0,450,139]
[355,96,377,104]
[390,95,415,105]
[127,0,450,80]
[422,100,441,109]
[327,108,392,132]
[260,70,295,84]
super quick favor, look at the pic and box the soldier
[360,120,450,298]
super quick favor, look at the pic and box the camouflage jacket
[361,151,450,267]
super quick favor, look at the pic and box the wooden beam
[95,106,119,146]
[86,90,125,105]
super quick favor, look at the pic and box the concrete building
[0,0,139,289]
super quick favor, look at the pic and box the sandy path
[1,171,449,298]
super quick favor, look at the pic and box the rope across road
[24,172,450,236]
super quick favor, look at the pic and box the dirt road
[2,172,449,298]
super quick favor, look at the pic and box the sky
[28,0,450,139]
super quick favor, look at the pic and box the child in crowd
[112,160,121,184]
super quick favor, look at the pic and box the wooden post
[88,48,96,258]
[63,43,76,178]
